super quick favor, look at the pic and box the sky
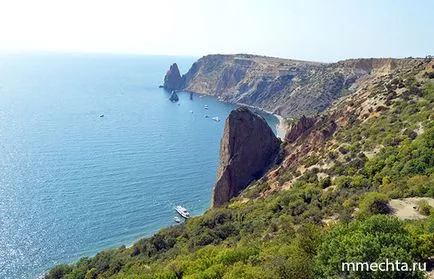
[0,0,432,62]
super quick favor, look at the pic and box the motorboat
[212,116,220,122]
[175,205,190,219]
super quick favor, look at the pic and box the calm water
[0,53,278,278]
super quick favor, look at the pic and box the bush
[315,215,425,279]
[357,192,391,218]
[423,71,434,79]
[44,264,72,279]
[320,176,332,189]
[417,200,433,216]
[338,146,349,155]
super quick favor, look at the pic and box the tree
[357,192,391,218]
[315,215,425,279]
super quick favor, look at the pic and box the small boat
[189,110,193,113]
[99,114,104,118]
[175,205,190,219]
[204,105,209,110]
[212,116,220,122]
[173,216,182,223]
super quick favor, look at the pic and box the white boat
[189,110,193,113]
[212,116,220,122]
[175,205,190,218]
[173,216,182,223]
[204,105,209,110]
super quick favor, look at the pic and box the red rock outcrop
[285,115,316,143]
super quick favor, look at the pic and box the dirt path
[389,197,434,220]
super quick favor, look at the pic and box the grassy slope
[46,61,434,279]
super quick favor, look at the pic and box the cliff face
[163,63,183,90]
[168,54,423,117]
[285,115,316,143]
[212,107,281,207]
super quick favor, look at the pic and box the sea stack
[212,107,281,207]
[169,90,179,102]
[163,63,183,90]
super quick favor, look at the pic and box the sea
[0,53,279,278]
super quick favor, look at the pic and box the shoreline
[178,90,289,139]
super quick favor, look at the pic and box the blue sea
[0,53,278,278]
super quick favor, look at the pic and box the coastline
[179,90,288,139]
[62,92,287,276]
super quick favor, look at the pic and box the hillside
[165,54,425,117]
[47,56,434,279]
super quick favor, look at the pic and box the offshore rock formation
[163,63,183,90]
[212,107,281,207]
[169,91,179,102]
[165,54,424,117]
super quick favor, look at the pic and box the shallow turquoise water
[0,53,278,278]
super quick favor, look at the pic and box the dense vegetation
[47,68,434,278]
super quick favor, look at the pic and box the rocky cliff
[163,63,183,90]
[166,54,424,117]
[212,106,281,207]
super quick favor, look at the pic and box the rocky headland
[212,107,281,207]
[164,54,424,117]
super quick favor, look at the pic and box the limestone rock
[212,107,281,207]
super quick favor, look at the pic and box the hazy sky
[0,0,432,61]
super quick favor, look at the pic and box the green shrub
[44,264,72,279]
[423,71,434,79]
[320,176,331,188]
[357,192,391,218]
[315,215,425,279]
[417,200,433,216]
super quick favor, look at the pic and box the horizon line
[0,49,431,64]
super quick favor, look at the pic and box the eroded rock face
[285,115,337,145]
[163,63,183,90]
[212,107,281,207]
[285,115,316,143]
